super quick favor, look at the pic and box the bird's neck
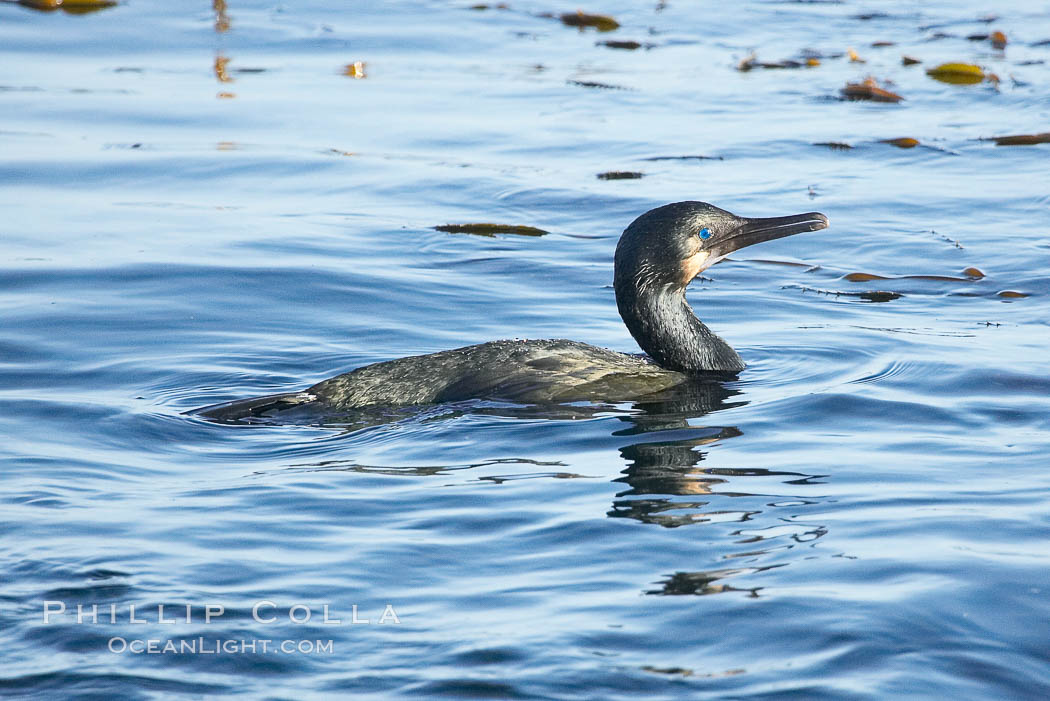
[616,285,745,373]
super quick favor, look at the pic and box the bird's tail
[191,391,318,424]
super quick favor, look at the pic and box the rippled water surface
[3,1,1050,698]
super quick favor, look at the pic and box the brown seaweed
[214,56,234,84]
[642,155,723,161]
[434,223,549,237]
[559,11,619,32]
[879,137,920,148]
[926,62,984,85]
[597,171,644,180]
[844,270,984,283]
[983,132,1050,146]
[795,286,902,302]
[738,53,819,71]
[598,40,644,50]
[842,78,904,103]
[17,0,116,13]
[567,79,621,90]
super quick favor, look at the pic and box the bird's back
[195,340,692,423]
[310,339,687,407]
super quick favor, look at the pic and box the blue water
[3,1,1050,698]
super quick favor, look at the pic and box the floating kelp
[880,137,919,148]
[640,665,744,679]
[213,0,230,32]
[814,141,854,150]
[998,290,1028,298]
[962,267,985,278]
[469,3,509,9]
[642,154,724,161]
[597,171,644,180]
[844,271,982,283]
[967,30,1008,49]
[795,285,902,302]
[982,132,1050,146]
[559,10,619,32]
[598,40,644,50]
[926,62,984,84]
[640,666,695,678]
[871,41,895,48]
[343,61,366,79]
[800,49,844,60]
[860,291,903,302]
[214,56,234,84]
[16,0,116,13]
[842,77,904,102]
[848,47,866,63]
[434,223,549,237]
[566,79,628,90]
[737,53,818,71]
[902,55,922,66]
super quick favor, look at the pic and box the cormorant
[195,201,828,422]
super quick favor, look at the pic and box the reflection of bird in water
[607,388,823,528]
[647,569,766,598]
[196,202,828,422]
[607,383,745,525]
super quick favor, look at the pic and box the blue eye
[699,228,711,240]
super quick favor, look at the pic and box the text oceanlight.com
[108,637,335,655]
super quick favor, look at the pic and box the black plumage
[196,201,828,423]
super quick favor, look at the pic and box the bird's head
[614,201,829,292]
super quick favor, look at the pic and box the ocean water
[2,1,1049,698]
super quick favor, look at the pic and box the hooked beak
[713,211,829,257]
